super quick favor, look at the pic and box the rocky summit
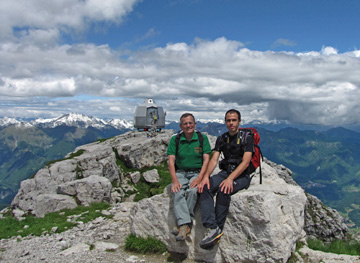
[0,130,355,263]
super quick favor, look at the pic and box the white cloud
[1,78,76,97]
[0,0,140,41]
[1,37,360,125]
[0,1,359,126]
[321,46,338,55]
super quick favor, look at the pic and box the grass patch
[287,240,306,263]
[45,149,85,167]
[307,238,360,256]
[112,147,172,202]
[125,234,167,254]
[0,202,111,239]
[96,138,112,143]
[132,161,172,202]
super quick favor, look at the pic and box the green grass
[0,202,111,239]
[287,240,306,263]
[45,149,85,167]
[124,234,167,254]
[131,161,172,202]
[112,147,172,202]
[307,238,360,256]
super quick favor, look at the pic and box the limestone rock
[33,194,78,218]
[57,175,112,206]
[11,160,77,213]
[10,137,124,216]
[130,161,307,263]
[299,246,360,263]
[12,208,26,220]
[304,193,348,242]
[94,241,119,251]
[143,169,160,183]
[70,143,121,184]
[129,172,141,184]
[59,243,90,256]
[113,130,173,168]
[262,158,348,242]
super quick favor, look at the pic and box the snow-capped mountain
[107,118,133,129]
[0,113,133,130]
[32,113,109,129]
[0,117,32,128]
[2,114,355,132]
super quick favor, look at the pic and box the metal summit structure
[134,98,166,131]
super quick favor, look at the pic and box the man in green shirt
[167,113,211,241]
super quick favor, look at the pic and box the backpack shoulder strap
[195,129,203,151]
[175,130,183,155]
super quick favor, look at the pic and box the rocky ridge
[0,130,354,262]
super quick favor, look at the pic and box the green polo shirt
[167,132,211,170]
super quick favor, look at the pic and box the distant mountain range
[1,113,360,229]
[0,113,134,130]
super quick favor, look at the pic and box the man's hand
[197,177,210,193]
[171,181,182,193]
[190,177,201,188]
[220,178,234,194]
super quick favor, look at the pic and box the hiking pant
[173,170,200,226]
[200,170,250,230]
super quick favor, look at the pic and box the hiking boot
[199,227,223,249]
[175,224,191,241]
[171,226,179,236]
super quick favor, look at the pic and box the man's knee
[173,189,186,200]
[186,187,198,197]
[216,189,231,205]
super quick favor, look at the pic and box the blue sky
[1,0,360,126]
[85,0,360,53]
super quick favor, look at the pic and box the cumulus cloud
[0,0,140,41]
[0,0,359,126]
[1,36,360,125]
[321,46,338,55]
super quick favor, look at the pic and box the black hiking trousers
[200,170,250,230]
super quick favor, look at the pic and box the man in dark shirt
[198,109,254,249]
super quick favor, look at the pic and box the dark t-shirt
[214,131,254,175]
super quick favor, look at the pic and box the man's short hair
[225,109,241,121]
[180,113,196,124]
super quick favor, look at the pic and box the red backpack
[239,128,263,184]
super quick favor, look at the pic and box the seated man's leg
[200,171,227,229]
[199,171,228,249]
[186,171,200,222]
[215,189,231,231]
[173,171,192,226]
[215,174,251,230]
